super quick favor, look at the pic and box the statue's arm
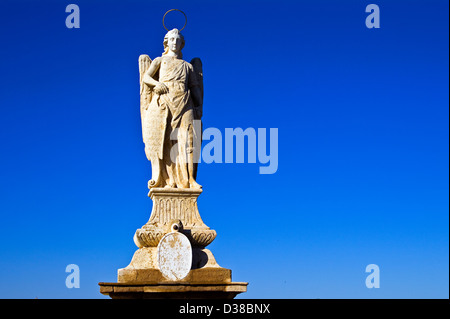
[143,57,169,95]
[142,58,161,87]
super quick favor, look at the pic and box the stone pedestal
[99,282,247,299]
[99,188,247,299]
[134,188,217,249]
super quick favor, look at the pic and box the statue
[99,11,247,298]
[139,28,203,189]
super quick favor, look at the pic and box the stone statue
[99,17,247,298]
[133,26,217,253]
[139,28,203,189]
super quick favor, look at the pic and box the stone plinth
[98,282,248,299]
[99,188,247,299]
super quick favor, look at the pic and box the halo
[162,9,187,32]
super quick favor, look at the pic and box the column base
[98,281,248,299]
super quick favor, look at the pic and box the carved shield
[139,54,167,160]
[142,96,167,160]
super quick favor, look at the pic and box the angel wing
[139,54,152,117]
[190,58,204,180]
[190,57,203,119]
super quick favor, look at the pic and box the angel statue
[139,28,203,189]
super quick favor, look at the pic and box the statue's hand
[154,82,169,95]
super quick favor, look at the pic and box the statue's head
[163,28,185,57]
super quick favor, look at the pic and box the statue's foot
[177,182,190,189]
[164,181,177,189]
[189,179,202,189]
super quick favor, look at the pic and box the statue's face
[167,33,183,53]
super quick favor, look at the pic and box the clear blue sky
[0,0,448,298]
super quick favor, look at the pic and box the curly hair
[162,28,185,58]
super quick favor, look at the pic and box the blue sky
[0,0,448,298]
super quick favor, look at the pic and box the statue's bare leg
[165,163,177,188]
[163,138,177,188]
[191,120,202,180]
[187,153,201,189]
[187,124,202,189]
[176,126,190,188]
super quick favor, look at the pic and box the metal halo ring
[163,9,187,32]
